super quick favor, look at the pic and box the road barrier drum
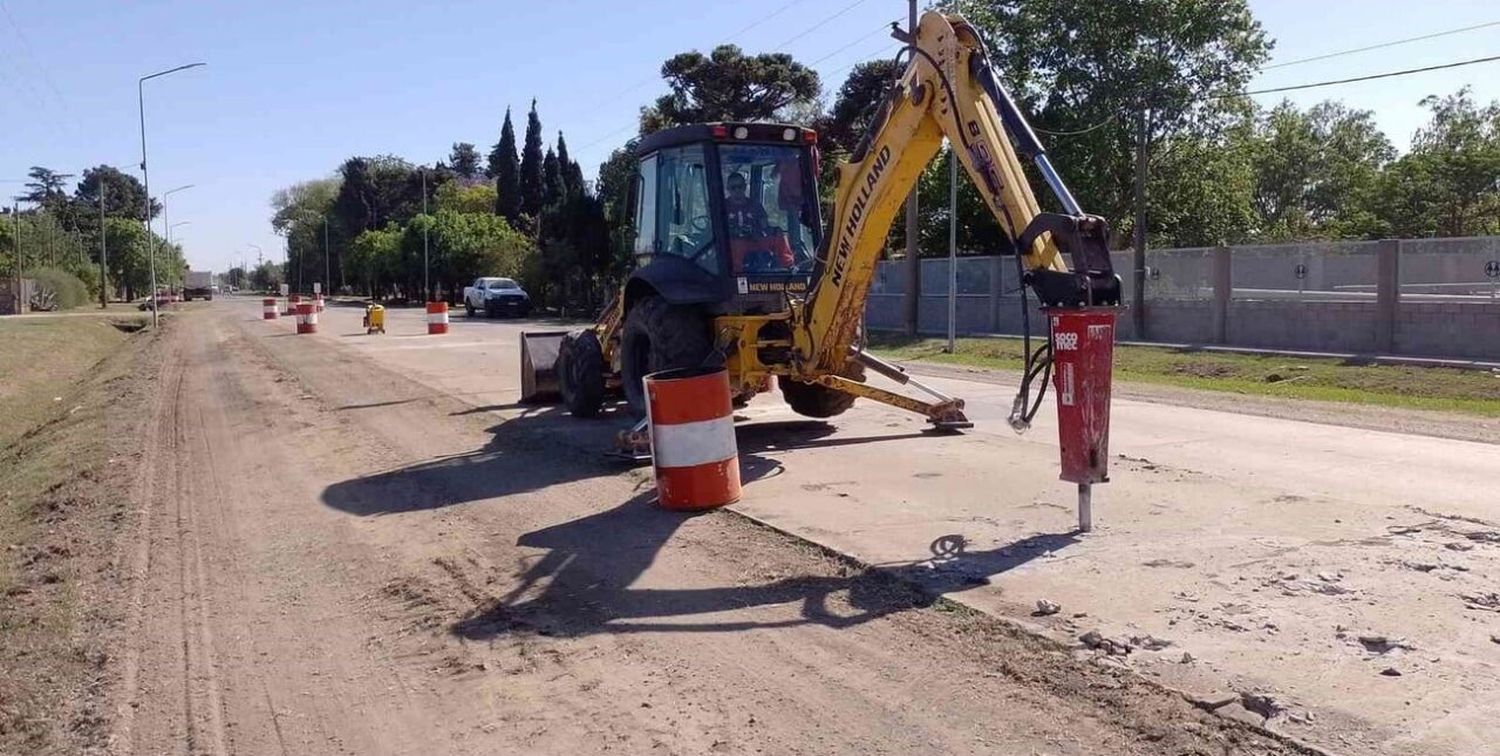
[295,302,318,334]
[315,293,325,312]
[426,301,449,335]
[262,297,278,320]
[284,294,301,316]
[644,366,741,511]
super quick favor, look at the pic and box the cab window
[632,155,658,258]
[652,144,717,275]
[719,143,819,274]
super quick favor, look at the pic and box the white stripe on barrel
[645,366,741,510]
[426,301,449,335]
[295,302,318,334]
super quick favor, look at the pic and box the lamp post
[139,62,206,325]
[247,243,262,290]
[161,185,193,298]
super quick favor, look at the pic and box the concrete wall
[0,279,35,315]
[869,237,1500,359]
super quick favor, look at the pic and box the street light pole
[161,184,193,298]
[139,61,206,326]
[323,215,330,296]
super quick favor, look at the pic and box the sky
[2,0,1497,275]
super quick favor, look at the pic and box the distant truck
[184,270,214,301]
[462,277,531,318]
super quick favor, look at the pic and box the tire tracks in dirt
[104,304,1319,755]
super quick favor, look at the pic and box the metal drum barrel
[644,366,741,511]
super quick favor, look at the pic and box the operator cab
[630,122,821,314]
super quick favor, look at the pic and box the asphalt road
[233,296,1500,755]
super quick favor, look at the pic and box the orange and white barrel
[295,302,318,334]
[262,297,278,320]
[426,301,449,335]
[645,367,741,510]
[284,294,301,316]
[314,293,325,312]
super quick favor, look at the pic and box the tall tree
[490,108,522,223]
[952,0,1271,242]
[449,142,482,180]
[556,132,582,198]
[17,166,72,211]
[819,60,902,156]
[597,142,641,281]
[519,99,545,217]
[640,45,820,133]
[542,147,564,208]
[1250,100,1393,241]
[1394,88,1500,237]
[72,165,157,220]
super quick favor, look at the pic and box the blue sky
[2,0,1497,274]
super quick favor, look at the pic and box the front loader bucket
[519,330,568,403]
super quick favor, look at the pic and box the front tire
[557,329,606,418]
[780,361,866,419]
[465,300,475,316]
[620,295,713,416]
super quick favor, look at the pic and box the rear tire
[779,362,865,419]
[557,329,606,418]
[620,295,713,416]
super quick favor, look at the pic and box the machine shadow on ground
[449,485,1078,641]
[323,403,1078,637]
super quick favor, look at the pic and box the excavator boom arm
[799,11,1119,372]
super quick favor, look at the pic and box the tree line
[3,165,186,303]
[269,99,608,311]
[271,0,1498,307]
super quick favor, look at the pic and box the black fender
[624,255,725,312]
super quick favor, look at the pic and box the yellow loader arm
[794,10,1121,374]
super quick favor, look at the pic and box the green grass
[0,313,148,752]
[0,314,146,448]
[868,334,1500,417]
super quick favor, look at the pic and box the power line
[1263,20,1500,70]
[769,0,875,52]
[808,19,897,66]
[721,0,809,40]
[1231,53,1500,97]
[1033,115,1118,137]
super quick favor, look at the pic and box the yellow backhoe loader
[522,10,1120,455]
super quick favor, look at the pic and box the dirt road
[201,298,1500,756]
[105,303,1306,755]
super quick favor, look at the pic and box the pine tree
[556,132,581,198]
[449,143,481,179]
[542,147,563,208]
[519,99,545,217]
[489,109,521,223]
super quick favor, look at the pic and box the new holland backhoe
[521,9,1121,440]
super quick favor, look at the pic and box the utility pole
[99,182,108,308]
[11,204,20,314]
[421,168,430,302]
[323,215,330,296]
[1131,109,1149,339]
[946,146,957,353]
[902,0,920,338]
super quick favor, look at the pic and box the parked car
[462,277,531,318]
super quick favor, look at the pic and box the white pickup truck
[462,277,531,318]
